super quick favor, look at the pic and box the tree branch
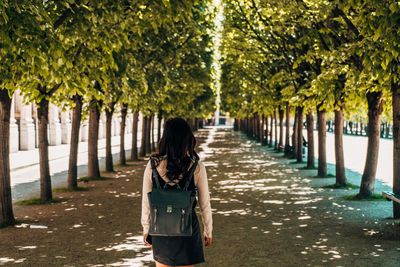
[48,83,62,97]
[53,0,82,30]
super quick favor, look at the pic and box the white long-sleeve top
[141,159,213,238]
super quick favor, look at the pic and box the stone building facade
[10,90,143,154]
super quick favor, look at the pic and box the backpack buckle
[166,205,173,213]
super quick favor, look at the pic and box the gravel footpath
[0,127,398,267]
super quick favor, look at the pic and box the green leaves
[0,0,216,120]
[220,0,400,123]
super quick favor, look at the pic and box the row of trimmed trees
[221,0,400,218]
[0,1,217,227]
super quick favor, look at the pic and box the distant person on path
[141,117,213,267]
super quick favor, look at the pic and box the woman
[141,117,213,267]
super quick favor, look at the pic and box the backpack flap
[148,189,195,236]
[149,189,193,208]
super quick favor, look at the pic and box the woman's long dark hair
[152,117,199,181]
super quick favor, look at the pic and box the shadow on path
[0,128,399,267]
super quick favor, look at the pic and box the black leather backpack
[148,158,198,236]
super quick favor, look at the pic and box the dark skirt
[152,211,205,266]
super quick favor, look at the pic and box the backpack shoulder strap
[150,158,162,189]
[183,160,198,191]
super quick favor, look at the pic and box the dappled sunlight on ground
[0,257,26,265]
[93,235,153,267]
[197,128,399,266]
[1,128,399,266]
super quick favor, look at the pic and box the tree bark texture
[274,110,278,149]
[359,91,384,197]
[264,115,269,146]
[334,108,346,185]
[249,117,253,137]
[140,115,147,157]
[292,108,298,158]
[296,107,304,163]
[151,114,155,152]
[146,115,151,154]
[0,90,15,226]
[157,113,162,143]
[37,98,52,201]
[251,116,255,139]
[284,103,291,156]
[249,117,252,137]
[392,81,400,218]
[131,111,139,161]
[306,112,315,169]
[88,99,101,179]
[105,103,114,172]
[256,114,261,142]
[278,108,284,152]
[317,108,327,177]
[67,95,82,190]
[120,103,128,166]
[269,115,273,147]
[260,115,265,145]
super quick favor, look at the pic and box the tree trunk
[385,123,388,138]
[278,108,284,152]
[385,123,390,138]
[306,112,315,169]
[269,115,273,147]
[105,103,114,172]
[37,98,52,201]
[317,108,327,177]
[196,118,203,130]
[292,108,298,158]
[88,99,101,179]
[361,122,365,135]
[358,92,383,198]
[249,117,252,137]
[392,81,400,218]
[157,113,162,143]
[67,95,82,190]
[296,107,304,163]
[256,114,261,142]
[251,115,256,139]
[359,91,384,198]
[151,114,155,151]
[253,115,257,140]
[264,116,269,146]
[131,111,139,161]
[248,117,252,136]
[250,117,253,138]
[0,90,14,226]
[253,115,257,139]
[260,115,265,145]
[146,115,151,154]
[120,103,128,166]
[140,115,147,157]
[274,110,278,149]
[284,103,291,156]
[334,108,346,185]
[251,116,254,138]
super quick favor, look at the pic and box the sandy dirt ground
[0,128,399,267]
